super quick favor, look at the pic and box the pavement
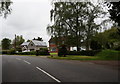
[2,55,119,83]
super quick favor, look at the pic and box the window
[50,42,55,45]
[31,44,33,46]
[51,47,56,51]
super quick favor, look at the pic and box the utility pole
[15,34,16,50]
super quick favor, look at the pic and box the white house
[21,40,47,52]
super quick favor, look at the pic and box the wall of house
[28,41,36,51]
[35,46,47,51]
[49,43,58,53]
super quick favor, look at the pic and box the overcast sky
[1,0,52,46]
[0,0,113,46]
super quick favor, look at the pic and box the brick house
[49,37,86,53]
[48,38,58,53]
[48,37,71,53]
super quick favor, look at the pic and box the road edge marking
[36,67,61,83]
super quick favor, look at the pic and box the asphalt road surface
[2,55,119,83]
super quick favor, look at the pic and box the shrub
[17,51,36,55]
[67,50,101,56]
[7,49,16,55]
[16,50,50,56]
[16,47,22,52]
[2,50,8,54]
[90,40,102,50]
[58,45,67,57]
[38,48,50,55]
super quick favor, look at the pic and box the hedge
[67,50,101,56]
[2,50,50,56]
[16,50,50,55]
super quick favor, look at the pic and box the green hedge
[17,50,50,55]
[7,49,16,55]
[2,50,8,54]
[16,51,36,55]
[2,49,50,56]
[67,50,101,56]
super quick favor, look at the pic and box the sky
[1,0,52,46]
[0,0,113,46]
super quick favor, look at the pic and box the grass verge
[48,50,120,61]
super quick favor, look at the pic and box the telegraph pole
[15,34,16,51]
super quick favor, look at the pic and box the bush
[7,49,16,55]
[16,47,22,52]
[38,48,50,55]
[58,45,67,57]
[17,51,36,55]
[38,50,50,55]
[90,40,102,50]
[67,50,101,56]
[2,50,8,54]
[17,50,50,56]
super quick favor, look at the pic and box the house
[48,37,86,53]
[48,38,58,53]
[21,40,47,52]
[48,37,71,53]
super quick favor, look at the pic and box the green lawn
[48,50,120,61]
[50,53,58,55]
[48,55,99,60]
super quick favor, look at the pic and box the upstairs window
[31,44,33,46]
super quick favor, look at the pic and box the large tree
[109,1,120,27]
[108,1,120,35]
[47,1,107,51]
[1,38,11,50]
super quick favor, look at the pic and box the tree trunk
[86,38,90,51]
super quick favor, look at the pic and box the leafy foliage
[92,27,120,50]
[108,1,120,35]
[0,0,12,18]
[33,37,43,41]
[109,2,120,27]
[47,1,107,51]
[2,38,11,50]
[90,40,102,50]
[13,35,25,48]
[67,50,100,56]
[58,45,67,57]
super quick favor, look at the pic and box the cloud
[1,0,52,46]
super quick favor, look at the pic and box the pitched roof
[21,42,29,46]
[21,40,47,47]
[32,40,47,47]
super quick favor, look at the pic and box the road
[2,55,119,83]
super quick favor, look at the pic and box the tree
[2,38,11,50]
[47,1,107,51]
[90,40,102,50]
[109,2,120,27]
[47,2,89,51]
[27,39,31,42]
[33,37,43,41]
[0,0,12,18]
[13,35,25,49]
[92,27,120,50]
[108,1,120,35]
